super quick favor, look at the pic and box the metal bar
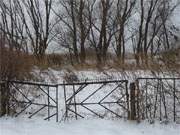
[9,102,17,110]
[73,84,78,120]
[10,83,31,102]
[173,79,176,122]
[153,79,159,119]
[81,105,103,118]
[160,79,162,121]
[6,80,57,87]
[99,83,122,103]
[68,101,126,106]
[11,100,56,108]
[9,92,21,103]
[117,103,128,111]
[125,81,129,118]
[15,103,32,117]
[99,104,122,118]
[4,80,128,87]
[38,86,57,104]
[47,87,50,121]
[67,108,84,118]
[56,85,58,122]
[117,94,126,103]
[81,83,107,103]
[145,79,148,118]
[59,80,128,86]
[66,84,88,103]
[44,113,57,120]
[161,81,168,120]
[138,78,180,80]
[28,105,46,118]
[63,81,68,119]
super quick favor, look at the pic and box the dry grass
[1,46,179,75]
[0,47,34,80]
[33,51,179,72]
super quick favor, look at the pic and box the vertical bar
[136,80,140,120]
[47,86,50,121]
[162,81,167,120]
[129,82,136,120]
[159,79,162,121]
[126,81,129,119]
[73,84,77,120]
[56,85,58,122]
[63,81,68,120]
[7,81,10,115]
[173,79,176,122]
[154,79,159,119]
[0,82,6,116]
[145,79,148,119]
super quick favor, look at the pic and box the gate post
[129,82,137,120]
[0,82,6,116]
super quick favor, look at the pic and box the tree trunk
[71,0,79,64]
[79,0,86,64]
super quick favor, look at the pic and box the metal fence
[1,79,129,122]
[137,78,180,122]
[61,80,129,120]
[1,77,180,123]
[0,80,58,122]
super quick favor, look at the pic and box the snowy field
[0,117,180,135]
[1,69,180,135]
[33,68,179,84]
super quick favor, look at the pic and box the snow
[32,68,180,84]
[24,68,180,121]
[0,117,180,135]
[1,69,180,134]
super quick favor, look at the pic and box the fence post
[0,82,7,116]
[129,82,136,120]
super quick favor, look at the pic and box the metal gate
[2,77,180,123]
[1,81,58,122]
[62,80,129,120]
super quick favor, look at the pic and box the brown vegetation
[0,47,33,81]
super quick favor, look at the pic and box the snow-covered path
[0,117,180,135]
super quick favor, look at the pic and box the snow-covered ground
[33,68,179,84]
[0,117,180,135]
[1,69,180,135]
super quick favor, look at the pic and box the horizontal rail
[4,80,58,87]
[137,78,180,80]
[11,100,57,108]
[58,80,128,86]
[1,79,128,87]
[68,101,126,106]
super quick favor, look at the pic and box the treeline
[0,0,180,66]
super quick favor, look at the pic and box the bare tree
[133,0,179,66]
[54,0,79,64]
[77,0,95,63]
[16,0,54,59]
[89,0,116,64]
[115,0,136,64]
[0,0,28,52]
[54,0,96,64]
